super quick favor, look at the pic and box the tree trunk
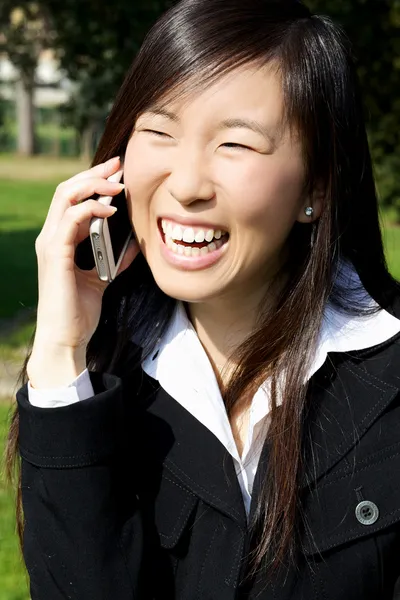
[80,121,96,161]
[52,109,62,157]
[16,74,36,156]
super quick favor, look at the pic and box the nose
[166,146,215,206]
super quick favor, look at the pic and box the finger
[60,177,124,206]
[116,238,141,277]
[77,264,109,292]
[41,156,122,233]
[55,200,118,251]
[68,156,122,184]
[44,177,125,233]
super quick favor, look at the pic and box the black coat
[17,324,400,599]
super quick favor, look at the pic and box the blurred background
[0,1,399,597]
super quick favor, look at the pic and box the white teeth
[172,225,183,241]
[182,227,195,243]
[205,229,214,242]
[161,219,228,260]
[164,232,228,257]
[161,219,227,244]
[194,230,205,243]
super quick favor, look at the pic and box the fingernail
[109,206,118,213]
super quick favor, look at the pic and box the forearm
[18,373,143,599]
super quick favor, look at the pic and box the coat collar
[248,330,400,525]
[137,261,400,528]
[300,330,400,489]
[139,329,400,531]
[142,263,400,470]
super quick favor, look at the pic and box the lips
[157,217,230,269]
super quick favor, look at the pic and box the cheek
[123,136,167,235]
[124,136,164,193]
[226,154,305,233]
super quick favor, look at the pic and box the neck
[185,284,274,386]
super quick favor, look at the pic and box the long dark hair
[7,0,399,582]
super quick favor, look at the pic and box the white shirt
[28,265,400,515]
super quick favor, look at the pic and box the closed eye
[221,143,252,150]
[143,129,170,137]
[143,131,251,150]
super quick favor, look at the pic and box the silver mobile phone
[89,169,133,282]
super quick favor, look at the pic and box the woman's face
[124,63,320,303]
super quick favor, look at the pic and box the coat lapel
[137,372,248,530]
[301,344,400,489]
[247,334,400,525]
[135,334,400,532]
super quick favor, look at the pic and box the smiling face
[123,63,321,304]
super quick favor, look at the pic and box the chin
[152,272,223,304]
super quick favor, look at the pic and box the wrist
[28,343,87,389]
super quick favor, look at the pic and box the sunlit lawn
[383,227,400,279]
[0,179,56,321]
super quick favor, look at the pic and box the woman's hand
[27,156,140,388]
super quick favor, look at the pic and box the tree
[306,0,400,217]
[0,94,7,147]
[39,0,175,158]
[0,2,53,155]
[16,0,398,215]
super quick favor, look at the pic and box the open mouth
[158,218,230,258]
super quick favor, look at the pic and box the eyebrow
[140,107,280,144]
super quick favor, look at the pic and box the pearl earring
[304,206,314,217]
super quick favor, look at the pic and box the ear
[296,185,324,224]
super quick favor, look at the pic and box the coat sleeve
[17,371,145,600]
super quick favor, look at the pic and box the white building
[0,49,73,107]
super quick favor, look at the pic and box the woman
[7,0,400,598]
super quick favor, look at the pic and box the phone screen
[107,189,132,263]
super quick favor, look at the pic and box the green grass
[0,179,56,320]
[383,227,400,280]
[0,154,88,355]
[0,403,30,600]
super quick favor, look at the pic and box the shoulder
[349,311,400,385]
[304,322,400,485]
[319,290,400,393]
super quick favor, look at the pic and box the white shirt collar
[141,262,400,511]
